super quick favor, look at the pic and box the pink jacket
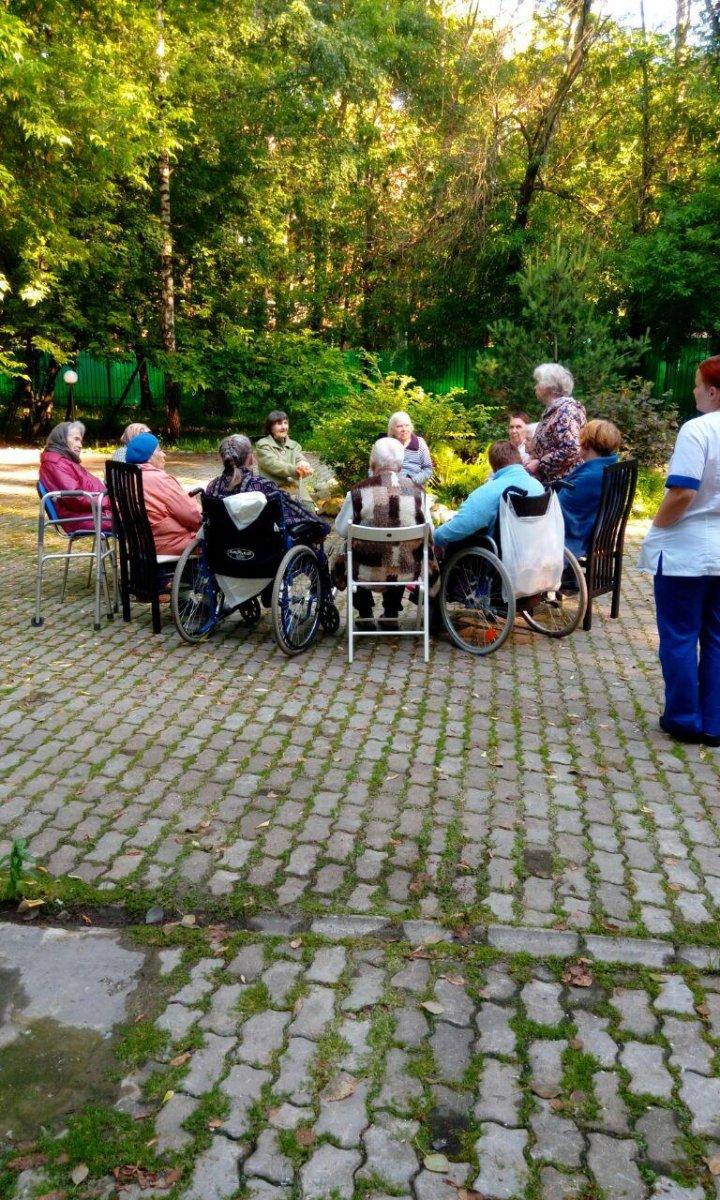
[139,464,201,556]
[39,451,112,533]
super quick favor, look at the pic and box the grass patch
[116,1019,169,1067]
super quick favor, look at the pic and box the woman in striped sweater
[388,411,433,487]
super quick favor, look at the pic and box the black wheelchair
[438,487,588,656]
[171,490,340,656]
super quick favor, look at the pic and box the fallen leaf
[549,1098,565,1111]
[290,938,302,949]
[146,1138,157,1148]
[705,1155,720,1176]
[320,1074,357,1102]
[8,1153,49,1171]
[569,1038,584,1051]
[180,914,196,927]
[207,1119,223,1129]
[160,1167,183,1188]
[422,1000,445,1015]
[256,820,270,829]
[80,913,92,925]
[562,961,593,988]
[440,974,466,987]
[37,1191,67,1200]
[70,1163,89,1185]
[296,1128,316,1147]
[697,1002,710,1017]
[407,947,432,960]
[162,1089,175,1104]
[424,1152,450,1173]
[17,897,44,912]
[169,1051,192,1067]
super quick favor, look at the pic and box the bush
[432,443,491,505]
[308,370,479,490]
[632,467,666,519]
[168,327,357,441]
[587,377,678,469]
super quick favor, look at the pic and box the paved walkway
[1,448,720,1200]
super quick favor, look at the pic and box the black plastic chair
[580,459,638,631]
[106,461,184,634]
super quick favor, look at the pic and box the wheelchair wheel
[171,539,221,643]
[519,548,587,638]
[272,544,322,655]
[239,597,262,627]
[440,546,515,656]
[319,600,341,635]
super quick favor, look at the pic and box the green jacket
[255,435,311,502]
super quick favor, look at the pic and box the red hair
[698,356,720,389]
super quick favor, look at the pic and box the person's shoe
[378,617,400,631]
[658,716,705,744]
[703,732,720,747]
[355,617,376,631]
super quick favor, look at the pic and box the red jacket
[39,451,112,533]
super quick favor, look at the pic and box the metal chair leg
[32,514,45,627]
[61,538,74,603]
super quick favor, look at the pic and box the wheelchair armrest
[189,487,204,497]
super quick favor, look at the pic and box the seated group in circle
[37,365,621,626]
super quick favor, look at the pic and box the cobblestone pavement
[2,448,720,1199]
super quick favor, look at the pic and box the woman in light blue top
[638,355,720,747]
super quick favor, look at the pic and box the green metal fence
[0,341,713,421]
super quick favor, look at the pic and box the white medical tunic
[639,411,720,576]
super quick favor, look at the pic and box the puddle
[0,1017,118,1140]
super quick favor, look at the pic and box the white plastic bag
[499,490,565,597]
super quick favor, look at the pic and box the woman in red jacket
[39,422,112,532]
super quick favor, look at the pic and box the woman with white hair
[525,363,586,485]
[334,437,436,628]
[388,411,433,487]
[110,422,151,463]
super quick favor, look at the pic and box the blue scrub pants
[654,570,720,737]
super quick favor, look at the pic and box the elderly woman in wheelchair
[434,441,587,655]
[171,434,339,655]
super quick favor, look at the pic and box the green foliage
[477,240,648,409]
[168,328,356,441]
[308,370,477,490]
[589,377,679,468]
[632,467,667,519]
[0,837,42,901]
[432,444,491,505]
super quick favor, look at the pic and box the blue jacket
[558,454,618,557]
[434,464,545,549]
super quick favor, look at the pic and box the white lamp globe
[63,369,78,386]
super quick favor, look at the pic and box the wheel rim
[441,548,514,655]
[277,549,321,649]
[519,549,587,637]
[175,555,217,639]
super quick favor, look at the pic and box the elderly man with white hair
[525,362,586,484]
[388,410,433,486]
[334,437,435,629]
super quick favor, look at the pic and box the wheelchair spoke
[440,546,515,655]
[272,546,323,655]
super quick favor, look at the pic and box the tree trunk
[156,2,180,440]
[23,362,60,439]
[136,349,153,411]
[510,0,594,266]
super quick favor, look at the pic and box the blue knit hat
[125,432,159,464]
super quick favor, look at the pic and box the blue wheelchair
[171,490,339,656]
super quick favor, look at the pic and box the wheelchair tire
[519,548,588,638]
[319,600,341,635]
[239,597,262,627]
[440,545,515,656]
[272,544,322,656]
[171,539,221,643]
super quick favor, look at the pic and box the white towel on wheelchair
[499,491,564,596]
[215,492,273,606]
[222,491,268,530]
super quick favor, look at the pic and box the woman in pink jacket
[125,432,201,556]
[39,422,112,532]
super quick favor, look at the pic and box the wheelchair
[438,487,588,656]
[170,490,340,656]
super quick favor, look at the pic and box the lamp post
[63,368,78,422]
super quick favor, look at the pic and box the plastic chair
[581,459,638,631]
[105,461,183,635]
[32,482,117,631]
[346,522,431,663]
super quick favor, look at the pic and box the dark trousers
[353,586,403,618]
[654,571,720,737]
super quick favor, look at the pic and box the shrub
[308,370,478,490]
[432,443,491,505]
[587,377,678,469]
[632,467,666,519]
[169,327,357,441]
